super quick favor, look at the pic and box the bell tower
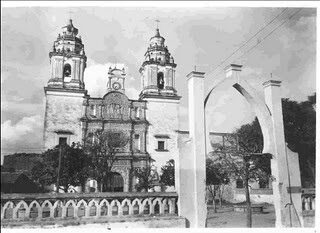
[139,25,181,179]
[44,19,87,150]
[139,26,179,100]
[47,19,87,90]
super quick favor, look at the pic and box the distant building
[208,132,273,204]
[1,172,38,194]
[1,153,41,173]
[177,131,273,204]
[43,19,180,192]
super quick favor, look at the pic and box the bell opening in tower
[63,63,71,78]
[157,72,164,89]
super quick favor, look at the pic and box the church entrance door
[103,172,124,192]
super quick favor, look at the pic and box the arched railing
[1,192,178,226]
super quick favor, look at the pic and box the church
[43,19,181,192]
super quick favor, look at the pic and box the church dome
[140,27,176,69]
[50,19,85,58]
[62,19,79,37]
[150,28,165,47]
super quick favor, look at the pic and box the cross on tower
[155,19,160,29]
[68,10,74,21]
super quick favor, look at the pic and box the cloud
[205,88,256,133]
[1,115,42,141]
[1,96,46,124]
[126,87,140,100]
[1,115,44,163]
[84,59,127,98]
[241,66,263,78]
[1,115,44,159]
[84,60,109,98]
[84,59,141,99]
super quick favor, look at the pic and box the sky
[1,3,317,158]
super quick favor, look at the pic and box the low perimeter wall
[1,192,186,228]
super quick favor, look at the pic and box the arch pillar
[263,80,303,227]
[177,71,207,228]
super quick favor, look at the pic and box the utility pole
[56,144,63,193]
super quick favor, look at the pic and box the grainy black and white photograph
[1,1,317,230]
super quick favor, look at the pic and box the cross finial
[155,19,160,29]
[68,10,74,21]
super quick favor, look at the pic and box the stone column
[177,71,206,227]
[100,105,103,119]
[80,60,84,83]
[148,67,152,86]
[165,68,170,87]
[72,59,76,80]
[151,66,157,85]
[124,168,130,192]
[263,80,303,227]
[75,60,80,81]
[59,59,64,79]
[141,72,144,89]
[173,70,176,88]
[54,58,61,79]
[143,130,147,153]
[50,57,54,79]
[141,131,146,153]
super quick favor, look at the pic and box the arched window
[157,72,164,89]
[63,63,71,77]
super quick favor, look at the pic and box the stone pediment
[102,91,130,120]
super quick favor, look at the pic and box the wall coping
[1,192,178,201]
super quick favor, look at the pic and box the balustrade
[301,188,315,211]
[1,192,178,225]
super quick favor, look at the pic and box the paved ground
[206,204,276,228]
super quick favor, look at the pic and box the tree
[208,93,316,226]
[83,130,130,192]
[223,93,316,187]
[282,93,316,187]
[160,159,175,187]
[31,143,90,193]
[211,121,272,228]
[206,158,230,213]
[134,163,159,192]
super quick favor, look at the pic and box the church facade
[43,19,180,192]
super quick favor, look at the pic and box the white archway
[177,64,303,228]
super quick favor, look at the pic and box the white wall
[145,98,180,175]
[44,90,85,149]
